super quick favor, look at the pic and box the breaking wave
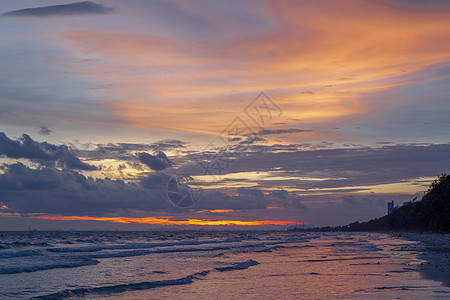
[33,260,259,299]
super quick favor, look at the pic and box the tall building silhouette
[387,201,394,215]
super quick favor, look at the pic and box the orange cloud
[60,0,450,141]
[197,209,236,213]
[30,215,297,226]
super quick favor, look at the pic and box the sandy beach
[394,233,450,288]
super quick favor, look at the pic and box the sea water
[0,231,449,299]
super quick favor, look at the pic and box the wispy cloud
[1,1,115,18]
[58,0,450,140]
[254,129,311,136]
[38,125,52,136]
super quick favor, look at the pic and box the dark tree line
[321,174,450,233]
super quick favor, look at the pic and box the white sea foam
[0,257,99,274]
[0,249,42,259]
[32,260,261,299]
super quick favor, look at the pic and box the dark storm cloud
[203,143,450,190]
[0,163,277,215]
[141,172,171,189]
[104,140,186,153]
[1,1,115,18]
[271,190,289,199]
[0,163,169,215]
[195,188,306,211]
[138,152,172,171]
[38,125,52,136]
[176,142,450,222]
[73,140,186,162]
[198,188,268,210]
[237,187,264,199]
[3,132,447,219]
[270,190,306,209]
[0,132,96,170]
[0,163,61,191]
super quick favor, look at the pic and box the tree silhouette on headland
[314,174,450,233]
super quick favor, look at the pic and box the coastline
[393,232,450,288]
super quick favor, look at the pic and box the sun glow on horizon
[0,213,299,226]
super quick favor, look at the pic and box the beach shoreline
[393,232,450,288]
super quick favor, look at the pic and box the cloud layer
[0,133,96,170]
[0,1,449,228]
[2,130,446,226]
[0,163,168,215]
[138,152,172,171]
[55,0,450,141]
[1,1,114,18]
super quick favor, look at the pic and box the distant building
[387,201,394,215]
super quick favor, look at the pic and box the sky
[1,0,450,230]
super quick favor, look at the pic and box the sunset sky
[1,0,450,230]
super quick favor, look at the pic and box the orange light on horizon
[0,213,299,226]
[197,209,236,213]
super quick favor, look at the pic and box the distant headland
[295,174,450,233]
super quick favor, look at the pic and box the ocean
[0,231,449,299]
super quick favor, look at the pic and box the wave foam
[0,258,99,274]
[215,259,260,271]
[33,259,260,299]
[0,249,42,259]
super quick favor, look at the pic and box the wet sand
[395,233,450,288]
